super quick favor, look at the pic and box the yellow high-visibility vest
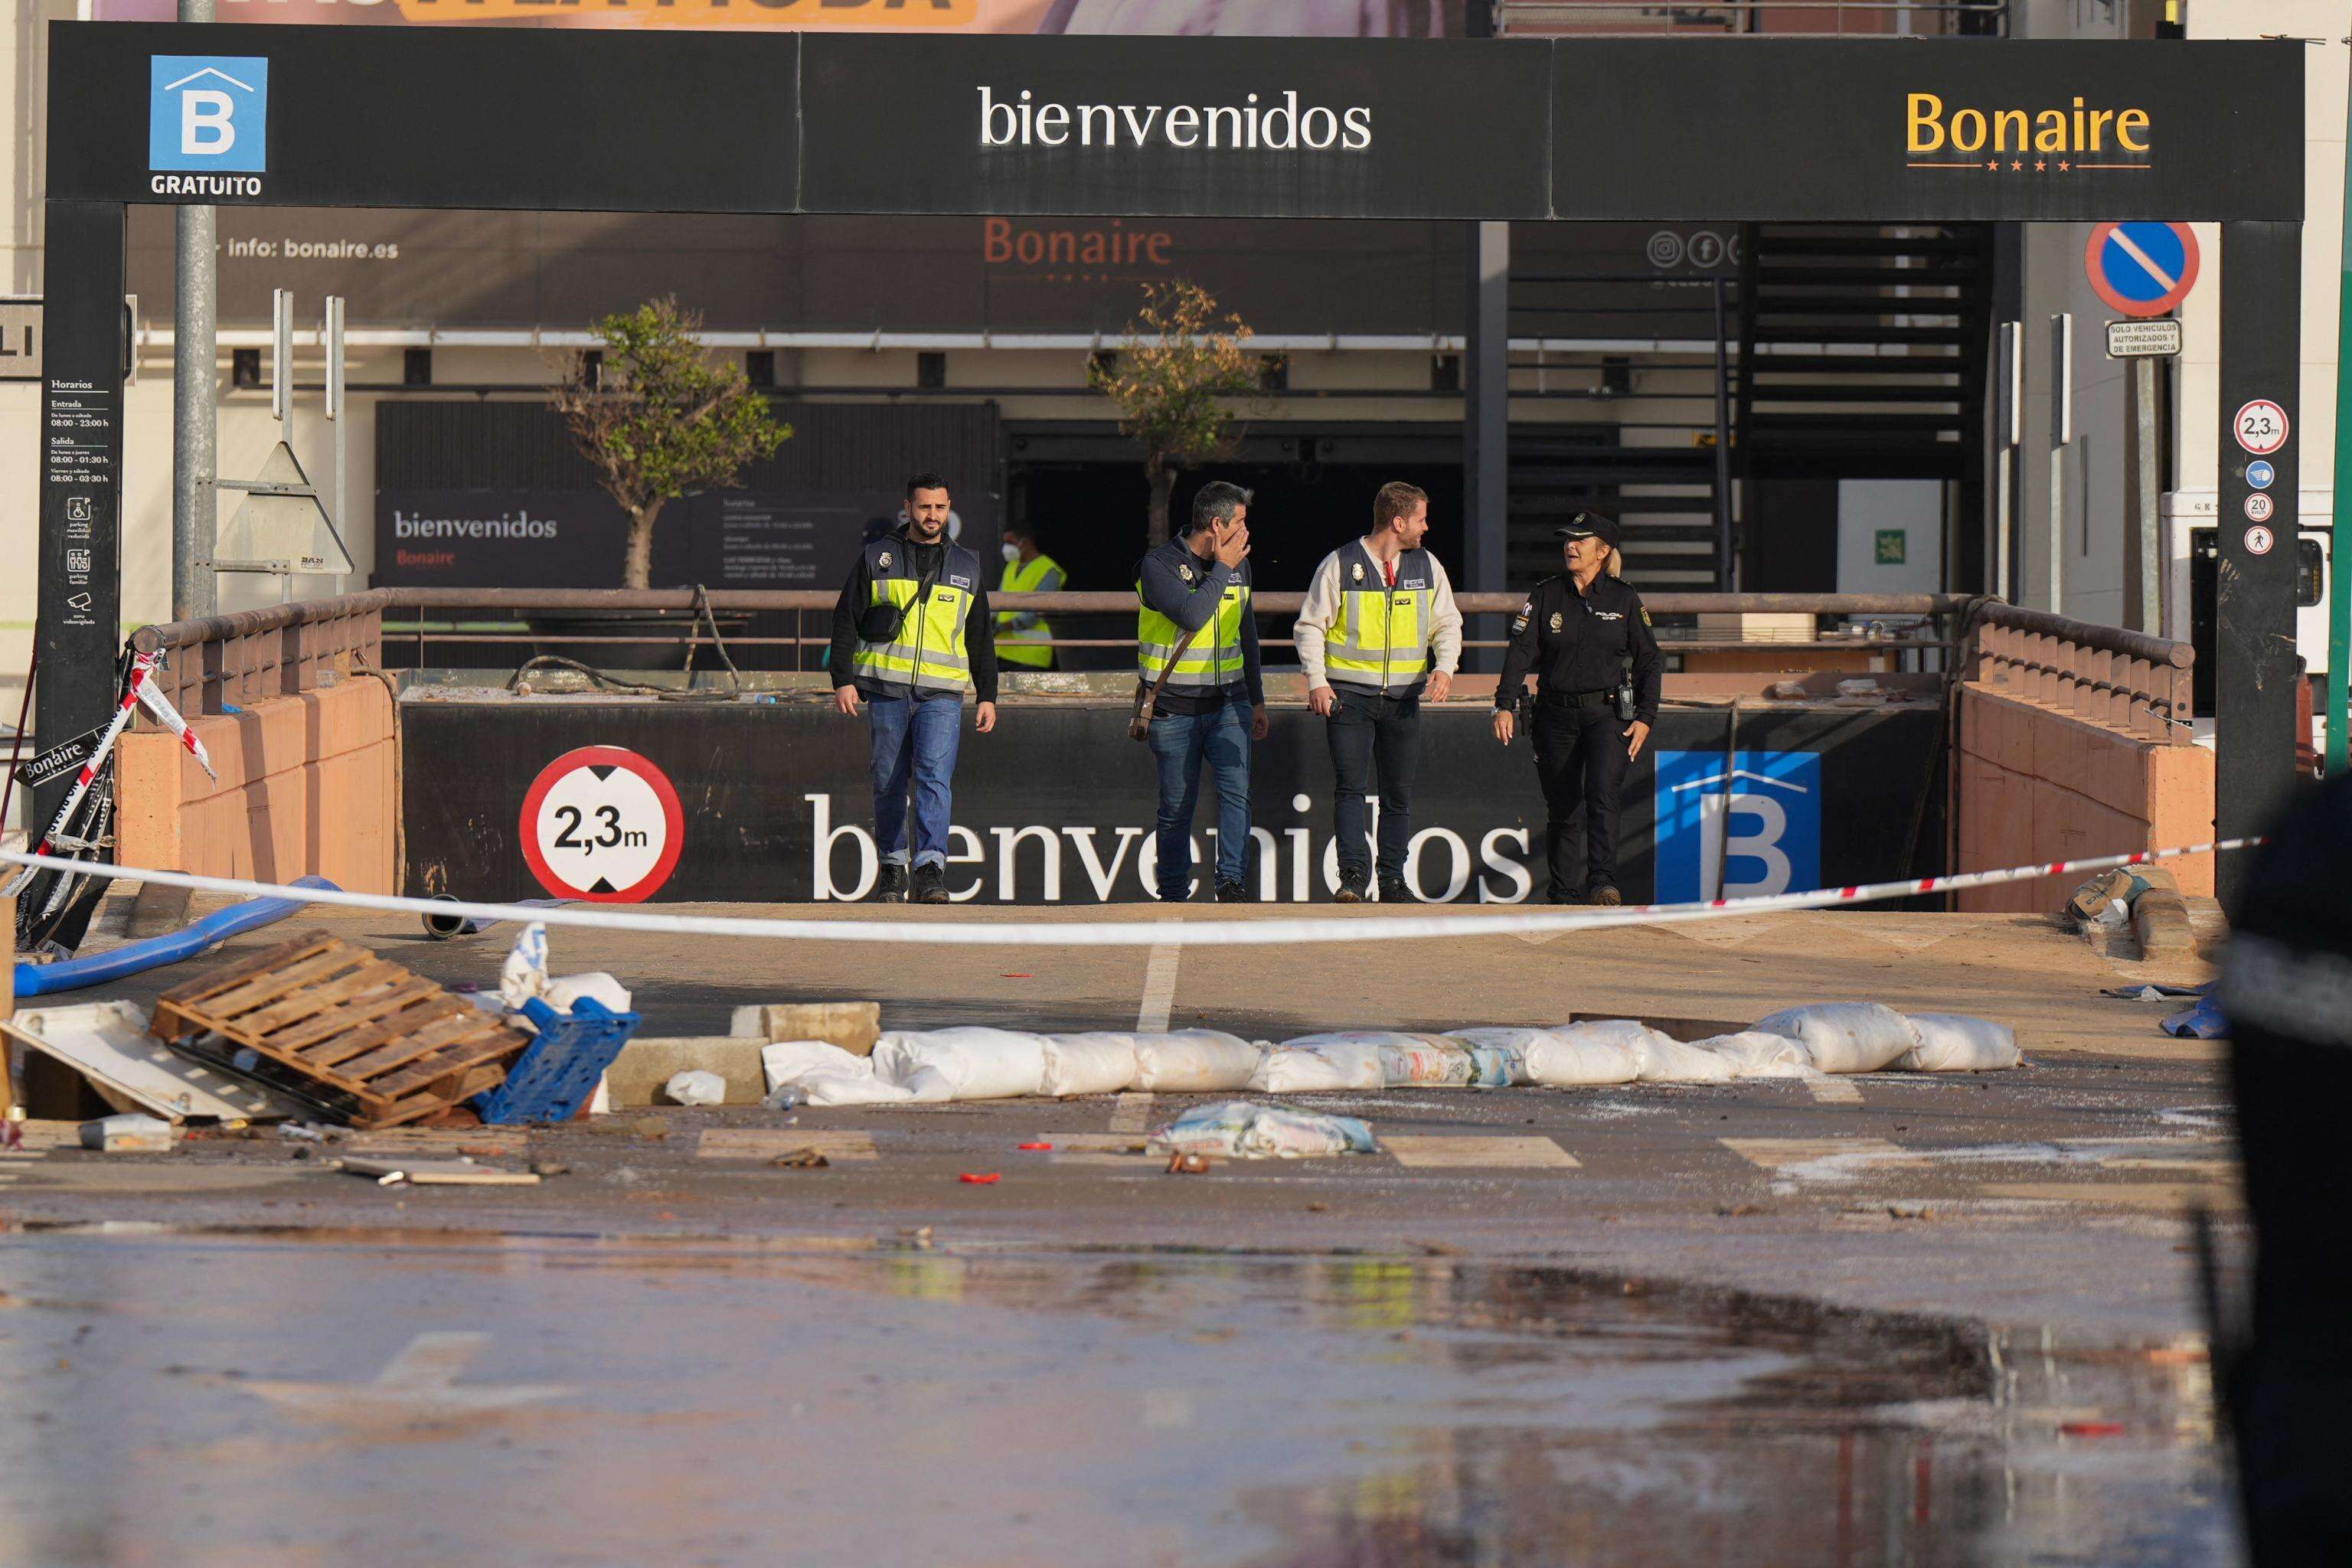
[851,537,982,694]
[994,551,1064,668]
[1136,548,1250,689]
[1324,542,1433,689]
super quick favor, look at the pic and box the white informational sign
[2104,318,2181,358]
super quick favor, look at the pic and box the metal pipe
[169,0,217,624]
[1711,275,1735,591]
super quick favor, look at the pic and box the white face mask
[1001,542,1021,564]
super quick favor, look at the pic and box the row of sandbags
[758,1002,2020,1108]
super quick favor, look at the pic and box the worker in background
[993,521,1066,673]
[1491,511,1661,906]
[2216,772,2352,1566]
[1293,480,1463,903]
[1135,480,1267,903]
[829,472,998,904]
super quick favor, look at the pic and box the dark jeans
[1325,688,1420,887]
[867,693,963,869]
[1146,697,1252,899]
[1530,698,1629,900]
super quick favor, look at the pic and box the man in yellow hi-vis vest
[993,522,1065,671]
[1292,480,1463,903]
[828,472,998,905]
[1135,480,1268,903]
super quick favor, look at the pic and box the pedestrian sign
[2085,222,2199,318]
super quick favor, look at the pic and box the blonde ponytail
[1605,547,1625,580]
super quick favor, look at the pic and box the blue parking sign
[149,56,269,173]
[1653,750,1822,902]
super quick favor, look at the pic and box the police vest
[993,552,1063,668]
[1136,549,1250,690]
[851,537,982,694]
[1325,541,1434,690]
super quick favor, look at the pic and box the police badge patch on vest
[877,551,892,570]
[1179,564,1194,582]
[1351,561,1365,582]
[1548,612,1563,632]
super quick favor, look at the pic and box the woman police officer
[1491,512,1662,905]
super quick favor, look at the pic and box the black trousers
[1530,699,1628,900]
[1325,688,1420,886]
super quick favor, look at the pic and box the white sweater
[1292,539,1465,691]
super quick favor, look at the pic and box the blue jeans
[868,694,963,869]
[1147,697,1252,900]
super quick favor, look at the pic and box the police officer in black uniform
[1491,512,1661,905]
[2215,771,2352,1565]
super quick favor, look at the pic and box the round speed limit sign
[2234,399,2290,456]
[519,746,684,902]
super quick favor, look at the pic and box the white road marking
[1136,921,1182,1031]
[1805,1076,1864,1105]
[1109,1093,1155,1134]
[237,1331,575,1421]
[1384,1135,1579,1170]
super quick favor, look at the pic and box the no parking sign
[519,745,684,902]
[2085,222,2199,318]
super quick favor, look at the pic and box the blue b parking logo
[1653,750,1822,901]
[149,56,269,173]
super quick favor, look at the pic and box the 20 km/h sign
[2085,222,2200,318]
[519,745,684,902]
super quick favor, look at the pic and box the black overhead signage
[47,23,2305,224]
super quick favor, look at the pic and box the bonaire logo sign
[149,55,269,197]
[1904,90,2151,176]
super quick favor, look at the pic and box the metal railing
[1963,602,2194,743]
[129,588,1970,716]
[1496,0,2009,38]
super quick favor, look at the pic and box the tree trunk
[623,500,662,590]
[1145,454,1175,550]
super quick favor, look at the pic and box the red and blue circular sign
[2086,223,2200,318]
[520,745,684,903]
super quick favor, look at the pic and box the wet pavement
[0,1228,2230,1566]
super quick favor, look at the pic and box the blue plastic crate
[473,995,642,1125]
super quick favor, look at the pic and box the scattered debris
[529,1159,570,1178]
[338,1155,541,1187]
[2059,1420,2127,1438]
[1152,1102,1377,1160]
[663,1070,727,1107]
[1017,1142,1053,1151]
[770,1149,831,1169]
[80,1112,172,1153]
[1165,1152,1211,1174]
[475,996,642,1126]
[632,1116,671,1142]
[2,1000,302,1122]
[959,1172,1001,1184]
[696,1129,876,1161]
[149,933,534,1130]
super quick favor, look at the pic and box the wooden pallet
[149,932,531,1130]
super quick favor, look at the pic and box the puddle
[0,1231,2230,1566]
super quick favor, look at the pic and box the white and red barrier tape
[0,838,2258,949]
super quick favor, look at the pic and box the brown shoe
[1588,883,1624,906]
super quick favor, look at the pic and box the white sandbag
[1900,1013,2022,1072]
[1039,1033,1142,1097]
[1131,1031,1266,1093]
[1151,1101,1378,1159]
[545,973,634,1014]
[1628,1034,1740,1083]
[1521,1021,1648,1086]
[1753,1002,1922,1074]
[871,1027,1050,1102]
[663,1070,726,1106]
[760,1040,914,1107]
[1694,1031,1815,1080]
[1249,1043,1387,1094]
[1274,1031,1473,1089]
[1443,1027,1547,1086]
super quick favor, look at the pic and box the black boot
[871,864,908,903]
[913,864,950,904]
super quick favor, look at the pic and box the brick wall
[1954,683,2214,913]
[116,677,397,895]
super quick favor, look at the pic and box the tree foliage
[1088,280,1267,547]
[552,296,790,589]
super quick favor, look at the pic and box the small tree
[1089,280,1264,549]
[552,296,790,589]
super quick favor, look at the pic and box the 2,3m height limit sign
[520,745,684,902]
